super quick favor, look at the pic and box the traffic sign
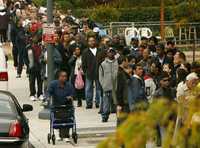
[42,23,55,43]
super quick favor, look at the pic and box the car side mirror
[22,104,33,112]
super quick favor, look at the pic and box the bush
[84,5,121,24]
[98,83,200,148]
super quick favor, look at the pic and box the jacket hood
[105,58,117,63]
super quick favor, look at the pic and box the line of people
[4,1,200,127]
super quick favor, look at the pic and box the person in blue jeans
[99,48,118,122]
[82,36,102,109]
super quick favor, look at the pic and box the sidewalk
[7,62,116,148]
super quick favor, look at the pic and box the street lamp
[47,0,54,84]
[39,0,54,120]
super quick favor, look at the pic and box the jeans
[101,91,113,119]
[85,78,101,107]
[29,69,43,97]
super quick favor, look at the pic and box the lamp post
[39,0,54,120]
[47,0,54,84]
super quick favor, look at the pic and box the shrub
[98,83,200,148]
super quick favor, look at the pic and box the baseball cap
[186,72,199,81]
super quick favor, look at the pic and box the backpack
[75,70,84,90]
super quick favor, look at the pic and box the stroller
[47,98,78,145]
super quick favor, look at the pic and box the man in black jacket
[82,36,101,109]
[16,18,29,78]
[116,55,130,126]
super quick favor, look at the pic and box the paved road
[7,62,116,148]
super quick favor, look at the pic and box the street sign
[42,23,55,43]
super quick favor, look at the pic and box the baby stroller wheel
[47,133,51,144]
[52,134,56,145]
[72,132,78,144]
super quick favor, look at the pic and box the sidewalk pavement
[7,61,116,148]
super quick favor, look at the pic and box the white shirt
[74,56,83,75]
[90,48,97,56]
[176,81,189,100]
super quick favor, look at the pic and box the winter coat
[128,75,148,111]
[99,58,118,92]
[116,67,130,107]
[82,48,102,80]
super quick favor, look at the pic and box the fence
[104,21,200,62]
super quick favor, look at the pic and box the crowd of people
[1,0,200,129]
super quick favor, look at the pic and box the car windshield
[0,100,13,114]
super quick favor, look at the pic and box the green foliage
[33,0,200,23]
[98,83,200,148]
[33,0,46,6]
[84,5,121,24]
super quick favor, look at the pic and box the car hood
[0,113,16,136]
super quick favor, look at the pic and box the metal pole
[38,0,54,120]
[47,0,54,84]
[193,39,196,62]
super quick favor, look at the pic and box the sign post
[39,0,54,120]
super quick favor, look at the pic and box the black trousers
[29,69,43,97]
[17,48,29,75]
[0,29,7,43]
[12,45,18,67]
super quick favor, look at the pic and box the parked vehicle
[0,43,8,90]
[0,91,33,148]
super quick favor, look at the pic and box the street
[7,61,116,148]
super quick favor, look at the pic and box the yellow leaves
[98,92,200,148]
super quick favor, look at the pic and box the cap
[93,27,100,33]
[186,72,199,81]
[107,47,116,53]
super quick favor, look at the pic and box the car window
[0,100,12,113]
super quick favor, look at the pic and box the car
[0,91,33,148]
[0,43,8,91]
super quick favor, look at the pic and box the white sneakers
[30,96,37,101]
[30,95,44,101]
[55,137,70,142]
[64,138,70,142]
[38,95,44,101]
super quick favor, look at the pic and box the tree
[98,83,200,148]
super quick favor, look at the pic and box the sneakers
[38,95,44,101]
[102,117,108,123]
[30,96,37,101]
[16,74,21,78]
[56,137,63,141]
[64,138,70,142]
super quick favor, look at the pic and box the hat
[107,47,116,53]
[186,72,199,81]
[93,27,100,33]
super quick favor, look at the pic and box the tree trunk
[160,0,165,41]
